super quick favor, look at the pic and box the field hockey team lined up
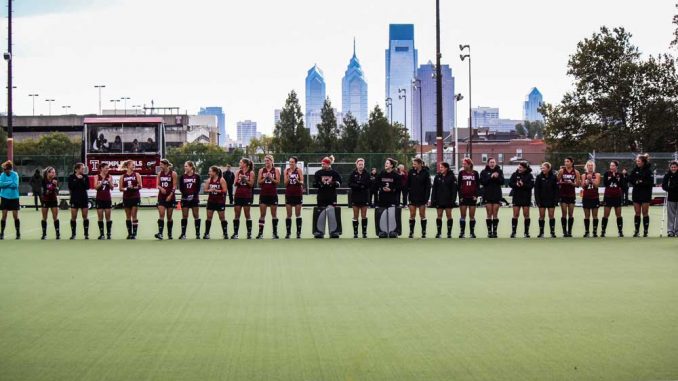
[1,154,677,240]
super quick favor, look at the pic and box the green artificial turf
[1,207,677,380]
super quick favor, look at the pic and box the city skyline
[0,0,674,139]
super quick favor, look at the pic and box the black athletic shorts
[582,198,600,209]
[96,200,112,209]
[41,200,58,208]
[436,203,456,209]
[460,197,477,206]
[207,202,226,212]
[537,202,557,209]
[352,201,369,207]
[158,199,177,208]
[123,198,141,208]
[0,197,20,211]
[181,199,200,208]
[70,199,89,209]
[560,196,576,205]
[513,200,532,207]
[632,196,651,204]
[408,201,427,207]
[234,197,253,206]
[259,195,278,206]
[285,196,303,206]
[603,196,622,208]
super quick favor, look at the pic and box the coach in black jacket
[223,164,235,204]
[661,161,678,236]
[406,158,431,238]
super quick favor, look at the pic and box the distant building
[198,107,226,145]
[386,24,417,133]
[471,107,521,132]
[274,109,282,126]
[412,61,455,144]
[342,40,368,125]
[187,115,219,145]
[523,88,544,122]
[236,120,258,146]
[305,64,326,135]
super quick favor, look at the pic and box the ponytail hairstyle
[288,156,298,165]
[184,161,196,173]
[463,157,474,169]
[439,162,450,172]
[240,158,253,172]
[636,153,650,167]
[321,155,335,167]
[385,158,398,169]
[121,159,135,172]
[564,157,574,166]
[518,161,532,173]
[1,160,13,171]
[160,159,173,169]
[610,160,619,169]
[264,154,275,164]
[412,157,424,167]
[73,162,85,174]
[99,162,109,173]
[541,162,551,171]
[209,165,222,179]
[43,166,56,181]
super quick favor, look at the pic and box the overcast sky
[0,0,675,138]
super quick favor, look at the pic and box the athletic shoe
[231,234,239,240]
[667,232,675,237]
[285,233,291,239]
[469,232,476,239]
[98,234,105,240]
[179,234,186,240]
[537,233,544,238]
[154,233,163,240]
[203,234,210,240]
[435,233,441,239]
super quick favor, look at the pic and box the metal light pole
[385,97,393,125]
[28,94,39,116]
[121,96,130,115]
[454,93,464,169]
[5,0,13,161]
[412,79,424,158]
[62,105,71,114]
[132,105,142,115]
[110,99,119,115]
[45,99,55,116]
[460,45,472,159]
[434,0,445,165]
[94,85,105,114]
[398,88,407,131]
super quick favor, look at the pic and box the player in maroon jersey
[119,159,142,239]
[557,157,581,237]
[40,166,60,240]
[232,158,255,239]
[179,161,201,240]
[284,156,304,239]
[203,166,229,239]
[94,163,113,240]
[458,158,480,238]
[581,160,601,237]
[256,155,281,239]
[154,159,178,240]
[601,160,624,237]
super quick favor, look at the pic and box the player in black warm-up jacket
[509,161,534,238]
[534,162,559,238]
[377,158,401,207]
[67,163,91,240]
[480,158,504,238]
[431,162,457,238]
[349,158,371,238]
[629,154,653,237]
[407,158,431,238]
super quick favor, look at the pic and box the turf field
[1,206,677,381]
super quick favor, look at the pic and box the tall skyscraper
[385,24,418,134]
[342,39,368,125]
[305,64,326,135]
[236,120,258,146]
[523,87,544,122]
[198,107,226,145]
[274,109,282,126]
[412,61,455,144]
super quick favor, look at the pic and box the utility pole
[94,85,105,114]
[435,0,444,165]
[5,0,13,161]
